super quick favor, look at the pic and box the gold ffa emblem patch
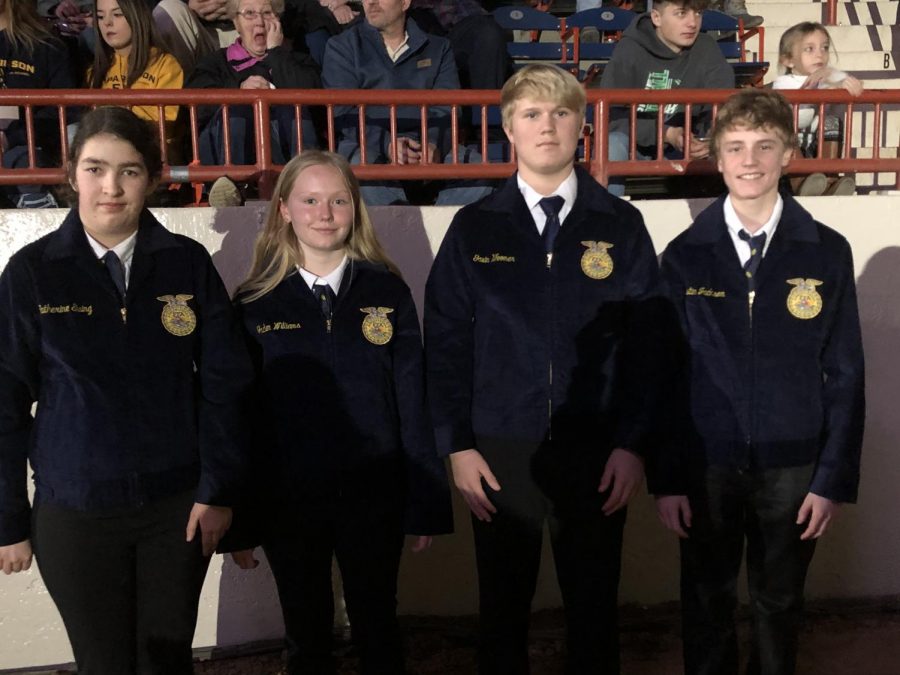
[157,295,197,336]
[360,307,394,345]
[786,279,823,319]
[580,241,614,280]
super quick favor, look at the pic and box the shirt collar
[296,255,349,293]
[516,169,578,223]
[84,229,138,265]
[724,193,783,253]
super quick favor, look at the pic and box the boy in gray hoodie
[599,0,735,196]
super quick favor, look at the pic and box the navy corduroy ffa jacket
[654,194,865,502]
[0,209,254,546]
[425,167,665,458]
[237,261,453,536]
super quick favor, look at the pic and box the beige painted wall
[1,196,898,670]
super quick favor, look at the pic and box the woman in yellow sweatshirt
[88,0,184,160]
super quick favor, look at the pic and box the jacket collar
[685,191,820,246]
[482,165,620,218]
[360,17,429,63]
[43,208,182,301]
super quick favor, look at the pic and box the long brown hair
[0,0,57,54]
[90,0,166,88]
[237,150,399,304]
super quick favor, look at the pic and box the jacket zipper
[120,306,127,324]
[547,251,553,440]
[745,288,755,465]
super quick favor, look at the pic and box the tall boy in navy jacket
[425,65,664,674]
[654,89,865,675]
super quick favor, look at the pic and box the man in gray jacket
[599,0,734,197]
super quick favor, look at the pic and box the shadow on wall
[209,204,268,296]
[808,245,900,596]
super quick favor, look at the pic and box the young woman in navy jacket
[0,107,253,674]
[230,150,452,675]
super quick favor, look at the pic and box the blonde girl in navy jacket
[230,150,452,675]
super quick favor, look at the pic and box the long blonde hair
[237,150,399,304]
[1,0,58,54]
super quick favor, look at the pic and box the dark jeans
[472,437,625,675]
[30,490,208,675]
[680,464,818,675]
[262,492,405,675]
[199,104,318,166]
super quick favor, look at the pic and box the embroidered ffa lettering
[786,278,823,319]
[685,287,726,298]
[256,321,302,334]
[417,59,432,68]
[473,253,516,263]
[38,304,94,316]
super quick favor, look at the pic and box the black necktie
[312,283,335,319]
[738,230,767,291]
[103,250,126,301]
[538,196,565,255]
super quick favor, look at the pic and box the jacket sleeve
[599,41,660,147]
[608,209,667,458]
[392,283,453,535]
[322,35,364,159]
[646,242,694,496]
[6,39,76,150]
[809,237,865,503]
[426,40,460,154]
[267,45,322,89]
[424,216,477,457]
[0,256,40,546]
[191,246,255,507]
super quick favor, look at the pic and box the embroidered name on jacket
[473,253,516,263]
[39,303,94,316]
[257,321,302,334]
[686,287,726,298]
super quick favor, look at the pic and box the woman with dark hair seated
[0,0,77,208]
[186,0,321,205]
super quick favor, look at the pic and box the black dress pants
[472,437,626,675]
[31,490,208,675]
[680,464,818,675]
[262,492,405,675]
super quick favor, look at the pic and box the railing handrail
[1,87,898,196]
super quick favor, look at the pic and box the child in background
[89,0,184,160]
[773,21,863,196]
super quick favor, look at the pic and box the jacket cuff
[0,508,31,547]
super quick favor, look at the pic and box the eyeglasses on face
[237,9,276,20]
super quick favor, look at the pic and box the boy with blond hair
[654,89,864,674]
[425,64,664,674]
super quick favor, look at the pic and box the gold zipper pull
[326,318,332,333]
[120,307,127,324]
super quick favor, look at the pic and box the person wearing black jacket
[185,0,321,179]
[0,107,253,674]
[0,0,77,208]
[229,150,452,675]
[653,90,865,675]
[425,65,664,674]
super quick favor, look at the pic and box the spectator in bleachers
[153,0,238,76]
[0,0,77,208]
[407,0,511,89]
[89,0,185,161]
[322,0,493,205]
[186,0,321,206]
[773,21,863,196]
[707,0,762,29]
[280,0,359,67]
[599,0,734,197]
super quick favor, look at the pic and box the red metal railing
[1,87,898,199]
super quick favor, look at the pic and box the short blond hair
[500,65,586,130]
